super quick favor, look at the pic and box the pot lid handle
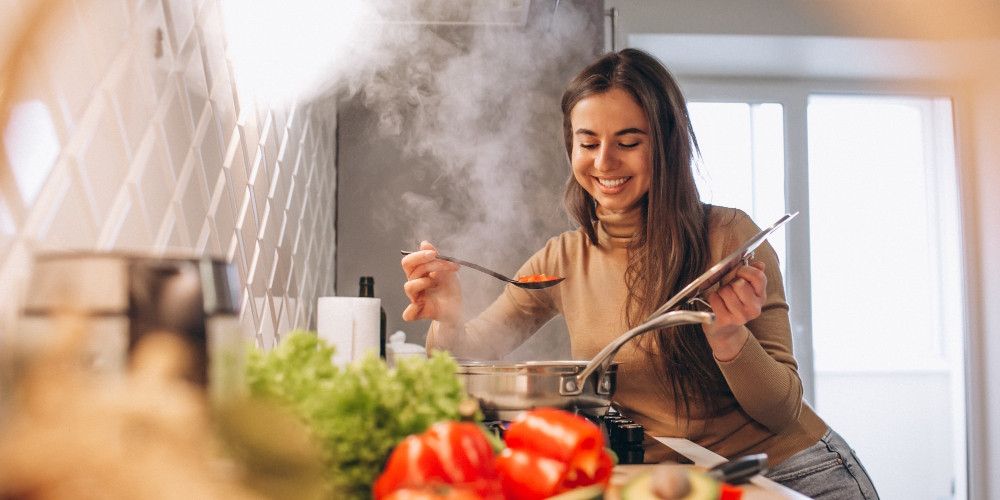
[560,310,715,396]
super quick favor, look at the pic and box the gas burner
[598,410,645,465]
[480,409,645,464]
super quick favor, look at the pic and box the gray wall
[334,0,605,357]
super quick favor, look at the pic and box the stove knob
[611,423,645,445]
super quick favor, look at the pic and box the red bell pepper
[373,421,503,500]
[382,486,486,500]
[496,408,614,500]
[494,447,570,499]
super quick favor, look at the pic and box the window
[688,102,787,275]
[688,92,966,500]
[807,94,964,500]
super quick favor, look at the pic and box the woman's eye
[620,142,640,149]
[580,143,599,150]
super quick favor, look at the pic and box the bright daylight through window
[687,94,965,500]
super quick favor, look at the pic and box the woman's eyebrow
[573,127,647,136]
[614,127,647,136]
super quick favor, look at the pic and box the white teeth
[597,177,630,188]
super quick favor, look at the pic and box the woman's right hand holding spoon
[401,241,463,332]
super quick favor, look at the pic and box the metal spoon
[400,250,564,289]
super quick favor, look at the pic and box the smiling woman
[403,48,880,499]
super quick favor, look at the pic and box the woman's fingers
[400,241,463,323]
[402,250,460,281]
[401,301,424,321]
[708,263,768,325]
[403,276,432,302]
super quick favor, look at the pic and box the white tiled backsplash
[0,0,338,349]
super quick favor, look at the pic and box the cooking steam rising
[224,0,601,354]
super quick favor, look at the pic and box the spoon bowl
[400,251,564,290]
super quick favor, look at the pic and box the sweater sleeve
[712,211,804,433]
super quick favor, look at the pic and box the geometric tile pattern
[0,0,337,349]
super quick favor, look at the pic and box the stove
[482,408,645,464]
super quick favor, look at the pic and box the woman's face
[569,87,652,212]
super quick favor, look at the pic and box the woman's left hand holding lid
[702,261,767,362]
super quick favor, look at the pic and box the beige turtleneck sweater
[432,204,827,466]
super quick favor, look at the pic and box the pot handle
[559,310,715,396]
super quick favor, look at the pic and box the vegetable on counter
[374,421,503,500]
[243,330,470,500]
[620,466,744,500]
[496,408,615,500]
[516,273,562,283]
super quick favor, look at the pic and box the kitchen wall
[334,0,605,356]
[0,0,338,349]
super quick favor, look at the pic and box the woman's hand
[702,261,767,362]
[401,241,463,328]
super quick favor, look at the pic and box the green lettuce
[243,330,468,500]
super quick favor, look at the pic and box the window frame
[677,76,971,404]
[679,76,973,499]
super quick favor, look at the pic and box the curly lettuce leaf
[243,330,468,500]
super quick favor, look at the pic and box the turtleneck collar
[596,204,643,248]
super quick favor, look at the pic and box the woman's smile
[595,176,632,191]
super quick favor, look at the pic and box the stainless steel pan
[457,310,714,421]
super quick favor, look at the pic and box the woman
[401,48,878,500]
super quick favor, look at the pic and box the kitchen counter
[606,437,812,500]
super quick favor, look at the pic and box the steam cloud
[329,1,599,318]
[337,0,596,250]
[224,0,601,352]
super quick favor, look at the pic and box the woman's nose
[594,146,615,171]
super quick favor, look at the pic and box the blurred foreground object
[13,252,242,391]
[0,322,264,499]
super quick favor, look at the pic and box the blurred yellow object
[0,316,312,499]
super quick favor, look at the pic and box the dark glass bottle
[359,276,387,359]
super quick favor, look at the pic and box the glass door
[688,93,967,499]
[807,94,965,500]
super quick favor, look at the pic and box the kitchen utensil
[456,309,714,421]
[647,212,799,319]
[707,453,769,484]
[400,250,565,289]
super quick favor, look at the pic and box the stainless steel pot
[456,309,714,421]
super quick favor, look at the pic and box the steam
[223,0,598,347]
[352,6,595,253]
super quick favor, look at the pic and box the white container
[386,330,427,368]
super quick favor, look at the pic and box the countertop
[604,437,812,500]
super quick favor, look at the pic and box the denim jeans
[765,428,880,500]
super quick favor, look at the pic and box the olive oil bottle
[358,276,387,359]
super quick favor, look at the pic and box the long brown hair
[561,49,732,419]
